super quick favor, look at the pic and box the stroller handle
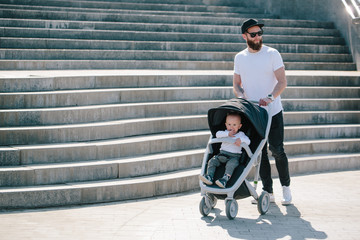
[236,97,258,104]
[236,97,273,111]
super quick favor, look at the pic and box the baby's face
[225,115,242,135]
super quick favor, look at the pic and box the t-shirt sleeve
[234,54,241,75]
[272,49,285,71]
[216,130,229,138]
[238,132,251,145]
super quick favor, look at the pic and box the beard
[247,38,263,51]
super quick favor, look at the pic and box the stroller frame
[199,99,273,219]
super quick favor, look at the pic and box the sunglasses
[246,30,263,38]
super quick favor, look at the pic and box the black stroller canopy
[207,98,268,139]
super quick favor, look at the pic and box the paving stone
[2,171,354,239]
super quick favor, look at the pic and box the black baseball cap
[241,19,264,34]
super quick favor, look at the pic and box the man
[233,18,292,205]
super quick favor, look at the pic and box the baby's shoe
[199,174,213,185]
[215,174,230,188]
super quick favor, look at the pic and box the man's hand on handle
[259,97,272,106]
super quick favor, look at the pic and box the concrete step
[1,70,359,92]
[0,38,349,54]
[1,136,359,186]
[281,98,360,111]
[84,0,247,6]
[90,0,245,5]
[0,0,260,14]
[1,108,359,144]
[2,127,359,166]
[285,138,360,156]
[1,99,359,127]
[284,111,360,125]
[0,168,201,209]
[0,87,233,109]
[0,49,353,64]
[2,125,360,169]
[0,9,335,28]
[6,130,212,165]
[0,71,233,92]
[0,59,356,71]
[284,62,356,71]
[284,124,360,141]
[0,115,209,145]
[281,53,352,62]
[284,86,360,98]
[0,18,340,36]
[0,100,224,126]
[1,86,358,109]
[0,0,248,7]
[285,72,360,86]
[0,149,205,186]
[0,28,345,45]
[0,4,267,18]
[1,152,359,209]
[0,59,229,70]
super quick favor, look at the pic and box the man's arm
[233,73,247,98]
[259,67,287,106]
[271,66,287,98]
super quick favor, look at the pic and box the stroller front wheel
[207,194,217,208]
[199,196,212,216]
[225,199,238,220]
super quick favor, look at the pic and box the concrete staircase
[0,0,359,209]
[0,0,357,70]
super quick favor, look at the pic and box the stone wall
[252,0,360,70]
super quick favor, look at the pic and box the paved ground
[0,170,359,240]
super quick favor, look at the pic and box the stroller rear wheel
[225,199,238,220]
[257,191,270,215]
[199,196,212,216]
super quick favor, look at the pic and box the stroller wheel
[257,191,270,215]
[199,197,212,217]
[207,194,217,208]
[225,199,238,220]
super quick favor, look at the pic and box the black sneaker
[199,174,213,185]
[215,175,230,188]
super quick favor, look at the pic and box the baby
[199,113,250,188]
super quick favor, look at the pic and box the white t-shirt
[216,130,251,154]
[234,45,284,116]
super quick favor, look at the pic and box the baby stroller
[199,98,272,220]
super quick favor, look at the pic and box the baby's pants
[207,150,241,177]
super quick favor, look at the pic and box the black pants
[260,111,290,193]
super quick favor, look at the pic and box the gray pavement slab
[0,170,359,240]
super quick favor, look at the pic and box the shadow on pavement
[202,203,327,240]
